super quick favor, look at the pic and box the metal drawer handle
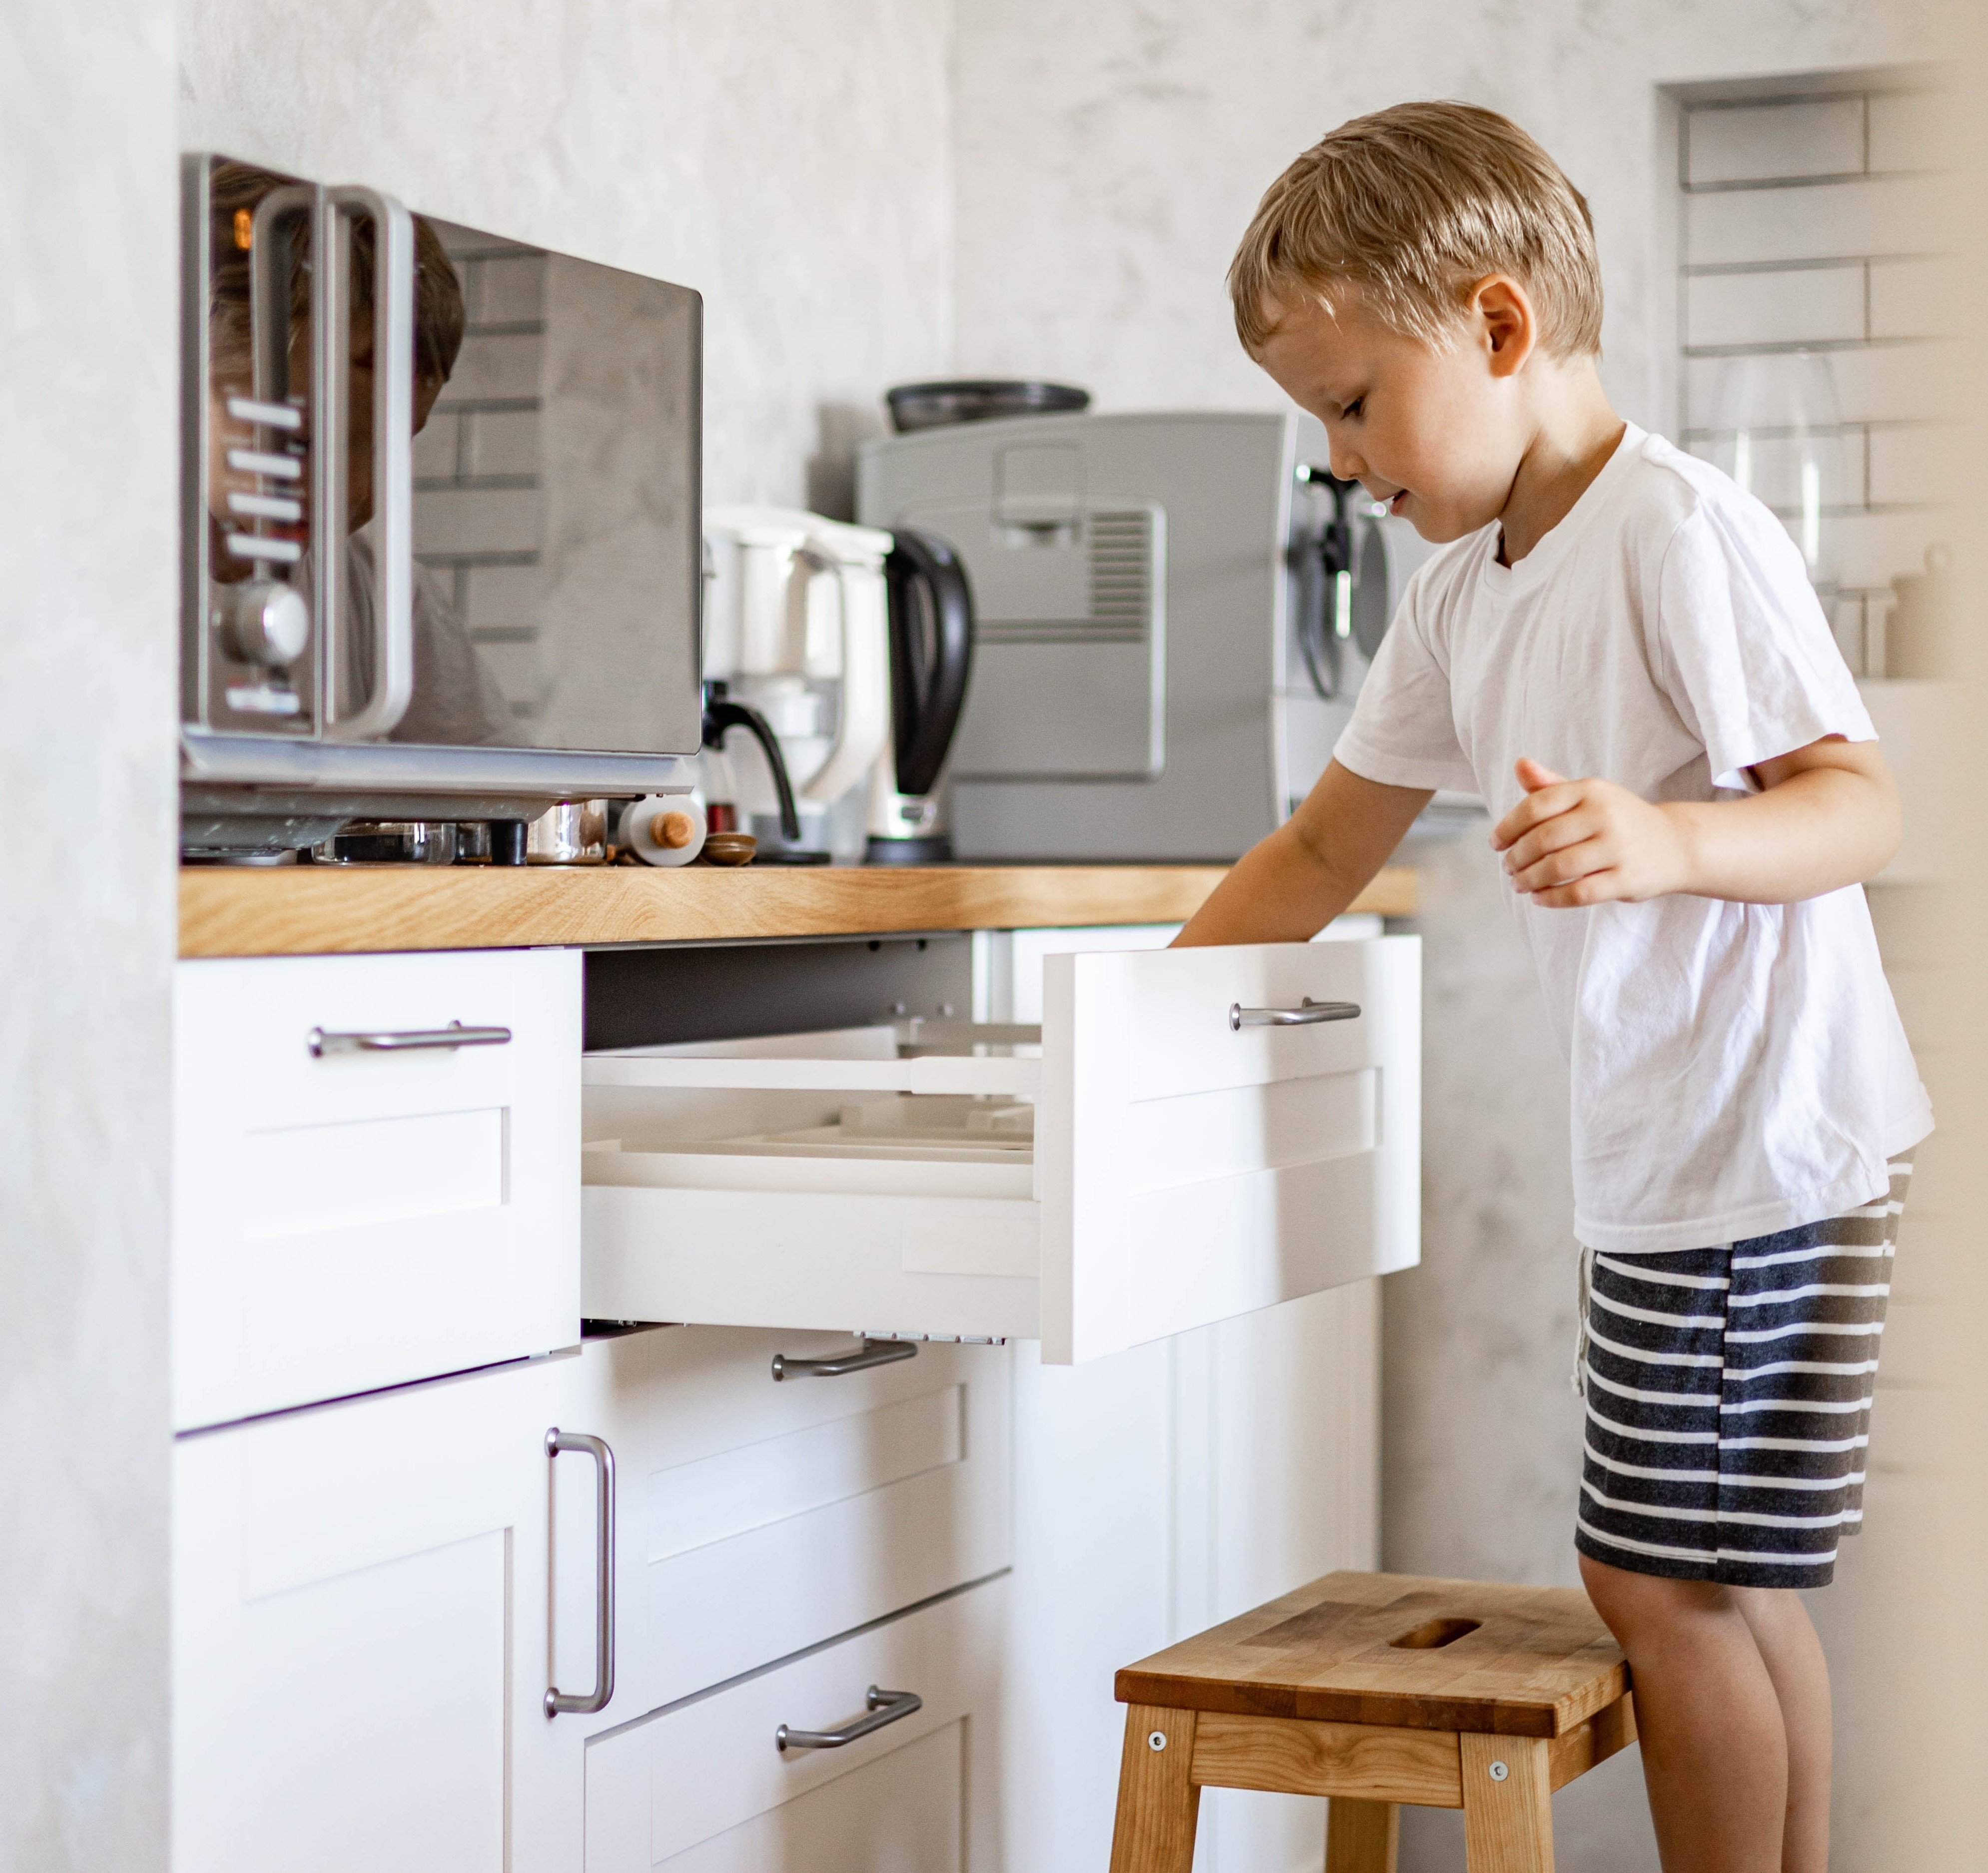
[545,1428,617,1718]
[777,1686,923,1753]
[772,1339,919,1381]
[1229,997,1360,1031]
[307,1021,513,1057]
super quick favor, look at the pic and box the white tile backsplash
[1686,262,1865,348]
[1686,96,1865,186]
[1867,85,1960,172]
[1828,505,1955,588]
[1688,428,1866,510]
[1687,171,1944,267]
[1868,421,1965,507]
[1687,337,1963,427]
[1869,253,1966,339]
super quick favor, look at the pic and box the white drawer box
[585,1574,1005,1872]
[550,1327,1010,1719]
[584,938,1418,1364]
[174,949,581,1428]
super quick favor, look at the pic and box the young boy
[1177,101,1931,1872]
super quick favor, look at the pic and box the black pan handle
[702,681,801,843]
[883,530,975,799]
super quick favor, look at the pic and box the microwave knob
[215,581,309,669]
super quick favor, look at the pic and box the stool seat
[1109,1571,1636,1873]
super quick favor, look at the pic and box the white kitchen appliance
[701,508,977,862]
[857,409,1439,861]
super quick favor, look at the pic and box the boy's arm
[1494,738,1902,907]
[1174,759,1432,946]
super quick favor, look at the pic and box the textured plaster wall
[0,5,180,1869]
[949,5,1955,1868]
[178,0,956,518]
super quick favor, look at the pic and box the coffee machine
[701,508,975,862]
[855,409,1440,861]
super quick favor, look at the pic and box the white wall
[178,0,957,517]
[0,6,180,1870]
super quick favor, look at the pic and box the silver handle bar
[1229,997,1361,1031]
[777,1686,923,1753]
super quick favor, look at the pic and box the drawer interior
[586,1025,1041,1197]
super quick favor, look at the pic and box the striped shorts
[1574,1158,1912,1590]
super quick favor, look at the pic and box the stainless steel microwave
[180,154,703,856]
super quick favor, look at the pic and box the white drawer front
[584,1575,1004,1871]
[1045,936,1419,1362]
[174,949,581,1428]
[582,937,1418,1364]
[551,1329,1010,1720]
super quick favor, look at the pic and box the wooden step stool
[1109,1571,1637,1873]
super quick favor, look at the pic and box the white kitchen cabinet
[987,923,1385,1873]
[997,1281,1382,1873]
[543,1325,1010,1722]
[584,1574,1006,1872]
[584,936,1418,1362]
[172,1353,582,1873]
[173,949,581,1428]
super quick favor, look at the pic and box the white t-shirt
[1334,423,1932,1253]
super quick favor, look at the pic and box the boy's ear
[1470,275,1536,379]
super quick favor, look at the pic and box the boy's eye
[1342,399,1364,421]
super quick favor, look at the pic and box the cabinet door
[174,949,581,1427]
[172,1356,566,1873]
[583,937,1418,1364]
[585,1574,1004,1872]
[548,1327,1011,1722]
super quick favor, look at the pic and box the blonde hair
[1229,101,1603,358]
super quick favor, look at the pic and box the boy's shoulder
[1593,428,1795,574]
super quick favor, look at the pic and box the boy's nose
[1328,441,1365,482]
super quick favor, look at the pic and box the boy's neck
[1495,359,1626,565]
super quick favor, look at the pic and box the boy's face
[1255,281,1529,545]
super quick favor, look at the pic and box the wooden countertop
[178,862,1418,958]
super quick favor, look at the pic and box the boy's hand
[1491,758,1691,907]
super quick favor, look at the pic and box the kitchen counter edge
[177,863,1418,958]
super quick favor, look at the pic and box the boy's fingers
[1503,809,1598,871]
[1528,871,1621,908]
[1514,757,1569,791]
[1491,783,1586,849]
[1512,842,1607,891]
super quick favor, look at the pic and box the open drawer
[583,937,1418,1363]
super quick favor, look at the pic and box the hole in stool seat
[1388,1616,1482,1650]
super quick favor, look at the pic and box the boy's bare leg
[1578,1554,1791,1873]
[1732,1587,1832,1873]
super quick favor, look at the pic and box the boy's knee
[1579,1550,1731,1634]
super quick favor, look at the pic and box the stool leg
[1109,1705,1201,1873]
[1459,1735,1553,1873]
[1325,1796,1399,1873]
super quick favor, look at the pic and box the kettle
[702,507,974,863]
[865,530,975,864]
[701,508,895,856]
